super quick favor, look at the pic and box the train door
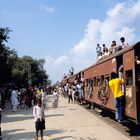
[135,43,140,124]
[123,49,136,122]
[116,55,123,78]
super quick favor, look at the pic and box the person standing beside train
[68,86,73,103]
[109,72,126,123]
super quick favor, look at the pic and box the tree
[0,27,11,44]
[0,27,12,85]
[9,55,50,88]
[0,27,51,88]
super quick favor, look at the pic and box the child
[33,99,45,140]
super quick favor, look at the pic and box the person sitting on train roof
[102,44,107,54]
[96,43,102,57]
[96,52,103,61]
[102,46,109,58]
[109,41,117,54]
[120,37,129,49]
[116,37,129,51]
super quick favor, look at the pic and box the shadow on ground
[68,108,77,111]
[79,137,96,140]
[50,136,75,140]
[2,129,66,140]
[45,129,66,136]
[46,114,64,117]
[50,136,96,140]
[2,108,33,123]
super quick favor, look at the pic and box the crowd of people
[1,42,137,139]
[55,66,127,124]
[0,73,128,140]
[0,70,128,139]
[55,76,85,105]
[0,85,53,140]
[1,36,139,139]
[10,86,49,112]
[96,37,129,61]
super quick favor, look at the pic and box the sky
[0,0,140,84]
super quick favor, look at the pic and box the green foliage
[0,27,12,85]
[0,27,11,44]
[9,55,50,88]
[0,27,51,87]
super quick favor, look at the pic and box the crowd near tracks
[1,95,140,140]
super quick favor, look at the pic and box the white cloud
[55,55,69,65]
[44,54,93,83]
[45,0,140,84]
[128,0,140,19]
[72,19,101,56]
[45,55,68,66]
[73,0,140,55]
[44,55,70,83]
[116,27,135,41]
[45,55,54,64]
[39,4,55,13]
[107,3,125,18]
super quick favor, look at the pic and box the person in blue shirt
[96,43,101,57]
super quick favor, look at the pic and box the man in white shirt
[120,37,129,49]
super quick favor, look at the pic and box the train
[59,41,140,124]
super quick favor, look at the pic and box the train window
[105,76,110,82]
[94,77,96,86]
[97,77,100,86]
[90,79,93,86]
[88,79,90,86]
[125,70,133,86]
[101,75,104,84]
[85,79,88,86]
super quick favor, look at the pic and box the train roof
[62,41,140,80]
[82,41,140,72]
[63,71,81,80]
